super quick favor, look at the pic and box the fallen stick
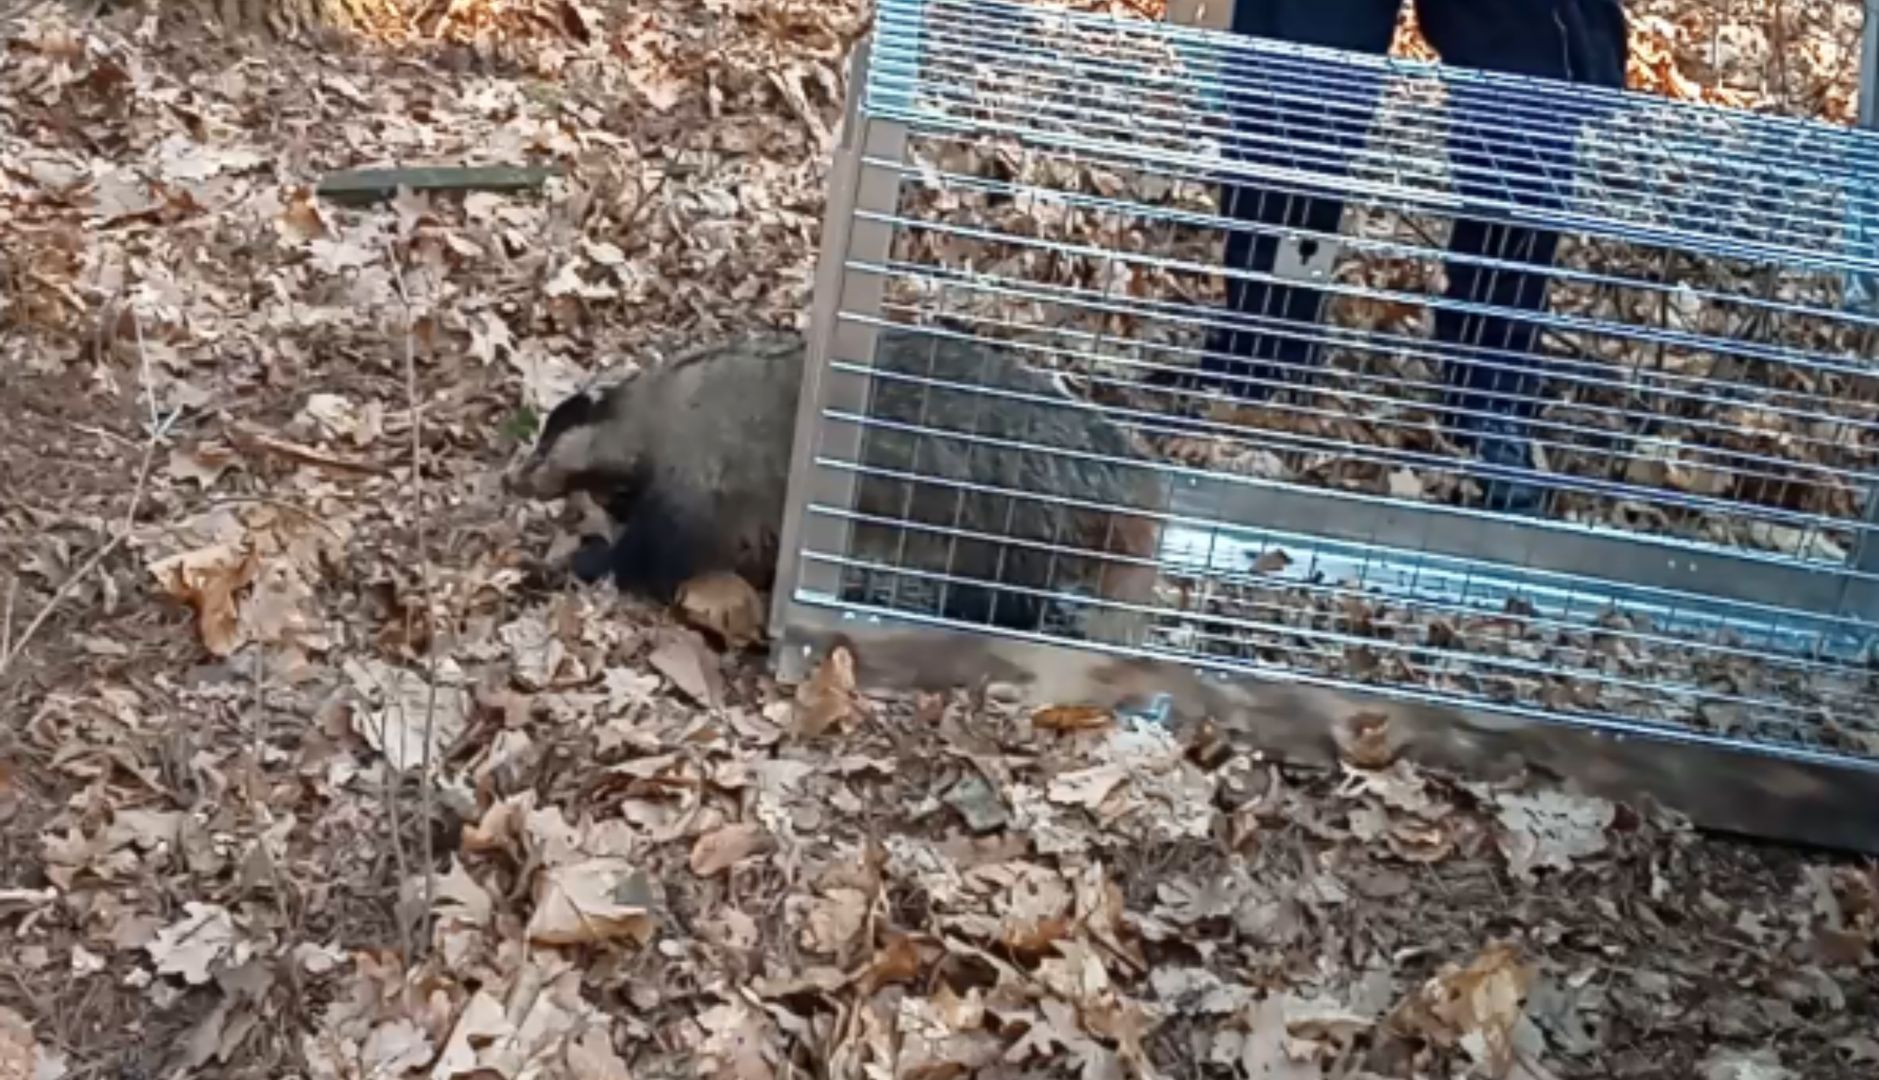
[315,165,561,206]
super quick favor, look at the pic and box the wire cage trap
[771,0,1879,852]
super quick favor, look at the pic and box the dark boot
[1186,0,1398,401]
[1450,412,1546,514]
[1417,0,1629,517]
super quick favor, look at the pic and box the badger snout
[503,455,552,498]
[501,460,531,495]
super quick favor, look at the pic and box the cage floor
[1147,523,1878,754]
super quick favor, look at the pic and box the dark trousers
[1206,0,1628,424]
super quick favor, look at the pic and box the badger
[506,327,1168,644]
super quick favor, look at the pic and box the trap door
[769,22,918,655]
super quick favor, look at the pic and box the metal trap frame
[770,0,1879,853]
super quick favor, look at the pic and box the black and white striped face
[506,385,624,501]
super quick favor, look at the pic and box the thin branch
[248,636,267,804]
[1,574,15,663]
[379,747,418,963]
[385,212,441,959]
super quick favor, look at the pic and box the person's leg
[1189,0,1401,401]
[1416,0,1627,509]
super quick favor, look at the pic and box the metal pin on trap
[770,0,1879,853]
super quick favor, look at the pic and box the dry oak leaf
[690,822,773,877]
[0,1004,65,1080]
[1494,790,1614,884]
[432,857,495,927]
[793,644,863,737]
[527,857,657,947]
[1387,942,1532,1077]
[148,542,258,656]
[676,571,765,649]
[1700,1048,1798,1080]
[1331,710,1398,769]
[1032,704,1115,732]
[1048,763,1131,810]
[342,658,471,773]
[649,627,724,708]
[1251,548,1292,574]
[566,1025,633,1080]
[1235,994,1323,1080]
[300,392,381,448]
[146,902,239,985]
[166,442,240,488]
[696,1001,777,1080]
[803,887,871,953]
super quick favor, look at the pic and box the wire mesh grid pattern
[783,0,1879,761]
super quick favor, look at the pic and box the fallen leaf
[696,1001,777,1080]
[1048,763,1131,810]
[147,543,259,656]
[292,942,347,976]
[1251,548,1292,574]
[146,902,238,985]
[104,808,183,852]
[155,135,263,181]
[1386,470,1423,499]
[509,339,593,412]
[859,933,924,994]
[300,392,380,448]
[0,1008,34,1080]
[1495,790,1614,883]
[432,857,495,926]
[690,823,772,877]
[1032,704,1115,732]
[276,190,328,241]
[565,1025,633,1080]
[360,1019,431,1077]
[1332,711,1398,769]
[430,992,512,1078]
[1700,1047,1797,1080]
[1388,942,1532,1076]
[631,61,691,112]
[527,858,657,947]
[792,644,862,737]
[1237,994,1323,1079]
[649,628,724,708]
[675,571,765,649]
[167,443,240,488]
[944,773,1010,833]
[498,612,568,691]
[342,658,471,773]
[803,887,870,953]
[0,1005,63,1080]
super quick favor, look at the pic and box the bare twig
[0,316,181,685]
[346,658,419,961]
[379,749,418,962]
[249,637,267,802]
[1,574,15,662]
[385,214,441,958]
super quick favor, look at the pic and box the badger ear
[537,387,601,446]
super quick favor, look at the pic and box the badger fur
[507,328,1168,643]
[506,333,802,599]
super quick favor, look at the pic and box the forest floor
[0,1,1875,1079]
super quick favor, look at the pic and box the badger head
[505,382,643,503]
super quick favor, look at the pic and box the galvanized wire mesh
[785,0,1879,760]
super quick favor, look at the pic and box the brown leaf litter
[0,2,1875,1080]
